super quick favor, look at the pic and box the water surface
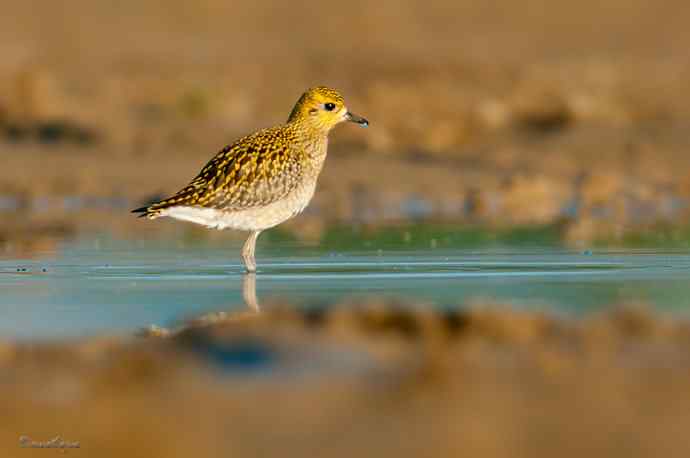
[2,235,690,339]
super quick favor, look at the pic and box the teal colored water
[2,235,690,339]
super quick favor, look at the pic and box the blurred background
[5,2,690,457]
[3,0,690,254]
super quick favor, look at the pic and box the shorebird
[132,86,368,272]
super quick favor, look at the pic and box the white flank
[161,206,232,229]
[159,182,318,232]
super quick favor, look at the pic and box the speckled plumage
[132,86,368,272]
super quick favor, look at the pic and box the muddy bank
[3,302,690,457]
[4,139,690,250]
[3,1,690,243]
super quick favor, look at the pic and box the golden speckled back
[144,125,316,215]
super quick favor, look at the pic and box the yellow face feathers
[287,86,368,131]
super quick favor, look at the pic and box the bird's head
[287,86,368,132]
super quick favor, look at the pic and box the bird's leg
[241,230,261,273]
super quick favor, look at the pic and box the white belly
[159,182,317,232]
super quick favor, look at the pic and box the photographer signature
[19,435,80,450]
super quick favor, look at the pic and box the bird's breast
[221,179,318,231]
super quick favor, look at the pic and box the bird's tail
[133,184,202,219]
[132,192,191,218]
[132,198,177,218]
[131,206,160,219]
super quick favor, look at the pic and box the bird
[132,86,368,272]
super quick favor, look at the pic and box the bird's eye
[324,102,336,111]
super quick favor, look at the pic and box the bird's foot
[242,254,256,273]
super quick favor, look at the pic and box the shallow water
[3,235,690,339]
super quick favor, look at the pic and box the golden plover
[132,86,368,272]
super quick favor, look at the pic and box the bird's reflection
[242,273,260,312]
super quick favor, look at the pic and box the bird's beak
[345,111,369,127]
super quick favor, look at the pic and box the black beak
[345,112,369,127]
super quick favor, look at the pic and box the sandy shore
[3,302,690,457]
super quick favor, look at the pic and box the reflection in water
[242,273,260,312]
[5,244,690,339]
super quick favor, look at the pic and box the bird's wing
[133,127,304,218]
